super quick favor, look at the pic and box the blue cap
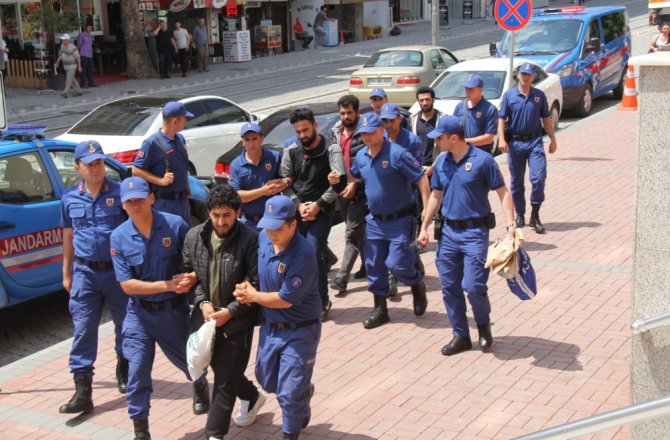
[120,176,151,202]
[162,101,194,118]
[240,122,262,137]
[379,103,401,120]
[258,195,296,230]
[427,116,464,139]
[355,113,383,134]
[463,74,484,88]
[519,63,536,75]
[75,140,106,164]
[370,88,387,98]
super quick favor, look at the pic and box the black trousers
[178,48,189,74]
[296,33,314,49]
[158,51,171,78]
[80,56,94,86]
[205,326,258,438]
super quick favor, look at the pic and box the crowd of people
[57,63,558,439]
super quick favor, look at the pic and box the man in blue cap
[234,194,321,440]
[110,176,210,440]
[418,116,515,356]
[133,101,194,225]
[453,74,499,155]
[229,122,287,231]
[59,140,129,415]
[348,113,429,329]
[498,63,558,234]
[369,88,388,116]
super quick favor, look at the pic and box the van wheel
[550,102,560,131]
[575,83,592,118]
[612,68,626,100]
[188,162,197,176]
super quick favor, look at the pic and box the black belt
[133,295,187,312]
[371,205,416,221]
[74,256,114,270]
[154,190,188,201]
[509,130,543,142]
[244,213,263,223]
[446,217,488,229]
[268,319,319,330]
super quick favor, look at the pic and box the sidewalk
[0,102,637,439]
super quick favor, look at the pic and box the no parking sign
[494,0,533,32]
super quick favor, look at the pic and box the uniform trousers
[297,210,332,307]
[435,225,491,337]
[335,196,367,281]
[255,323,321,434]
[154,198,190,225]
[68,263,127,376]
[507,137,546,216]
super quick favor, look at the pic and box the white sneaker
[235,390,267,427]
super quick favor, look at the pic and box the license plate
[368,78,391,86]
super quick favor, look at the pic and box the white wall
[364,1,390,31]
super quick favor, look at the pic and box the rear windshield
[262,113,340,146]
[499,19,583,55]
[364,50,423,68]
[67,103,162,136]
[433,70,507,100]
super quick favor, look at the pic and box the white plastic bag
[186,319,216,381]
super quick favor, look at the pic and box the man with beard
[409,86,443,175]
[281,107,346,321]
[453,74,499,155]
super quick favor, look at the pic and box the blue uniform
[392,127,424,164]
[229,148,283,230]
[350,140,424,296]
[498,86,549,216]
[133,131,191,223]
[59,178,128,376]
[453,98,499,154]
[431,147,505,337]
[255,230,321,435]
[110,210,197,420]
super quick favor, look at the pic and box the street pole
[432,0,439,46]
[509,31,515,89]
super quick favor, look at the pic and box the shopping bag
[506,246,537,300]
[186,319,216,381]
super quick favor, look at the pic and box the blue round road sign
[494,0,533,32]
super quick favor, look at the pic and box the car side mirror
[489,42,497,56]
[585,37,601,53]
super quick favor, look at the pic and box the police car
[0,125,208,309]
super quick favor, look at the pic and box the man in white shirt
[173,20,191,78]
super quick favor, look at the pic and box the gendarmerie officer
[110,176,209,440]
[418,116,515,356]
[453,74,499,155]
[59,140,129,415]
[498,63,558,234]
[132,101,193,224]
[348,113,429,329]
[234,195,321,440]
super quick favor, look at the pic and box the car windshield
[433,70,508,100]
[67,102,163,136]
[499,19,583,55]
[364,50,423,67]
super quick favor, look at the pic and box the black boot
[529,204,546,234]
[440,336,473,356]
[192,379,210,415]
[330,274,348,295]
[353,265,367,279]
[411,281,427,316]
[283,432,300,440]
[515,214,525,228]
[59,374,94,414]
[302,383,315,429]
[116,354,128,394]
[477,324,493,351]
[387,274,398,297]
[133,418,151,440]
[415,255,425,276]
[363,295,390,329]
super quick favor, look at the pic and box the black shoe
[387,274,398,297]
[411,281,427,316]
[133,419,151,440]
[165,75,171,79]
[192,380,210,415]
[116,354,129,394]
[181,73,188,77]
[330,275,347,295]
[302,383,315,429]
[283,432,300,440]
[353,266,367,279]
[441,336,473,356]
[61,93,68,98]
[320,300,332,321]
[477,324,493,351]
[529,216,545,234]
[59,374,94,414]
[89,83,99,87]
[326,246,338,271]
[515,214,525,228]
[363,296,390,329]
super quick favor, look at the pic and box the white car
[408,58,563,131]
[57,95,262,176]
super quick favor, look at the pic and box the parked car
[0,125,209,309]
[349,45,459,107]
[408,58,563,132]
[57,95,263,176]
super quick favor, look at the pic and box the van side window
[601,12,627,43]
[586,19,601,43]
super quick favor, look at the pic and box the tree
[120,0,157,78]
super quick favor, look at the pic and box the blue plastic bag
[506,246,537,300]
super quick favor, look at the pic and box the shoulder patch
[291,276,303,288]
[137,151,145,158]
[110,248,117,256]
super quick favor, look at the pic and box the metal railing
[631,310,670,334]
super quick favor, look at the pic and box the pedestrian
[229,122,287,231]
[312,5,330,49]
[328,95,367,295]
[418,115,516,356]
[193,17,209,72]
[234,194,322,440]
[58,140,129,416]
[182,184,266,440]
[55,34,82,99]
[498,63,557,234]
[0,36,9,77]
[154,20,177,79]
[345,113,429,329]
[280,107,346,321]
[144,19,160,74]
[132,101,192,224]
[173,20,191,77]
[453,74,498,155]
[650,22,670,52]
[109,176,210,440]
[76,24,97,88]
[409,86,444,175]
[293,17,314,49]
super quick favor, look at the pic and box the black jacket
[182,219,260,336]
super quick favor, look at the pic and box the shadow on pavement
[492,336,583,371]
[523,241,558,251]
[557,156,614,162]
[542,221,601,232]
[328,306,448,330]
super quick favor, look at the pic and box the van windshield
[499,19,583,56]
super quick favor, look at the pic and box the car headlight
[555,63,576,78]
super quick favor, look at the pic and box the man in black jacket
[182,184,265,440]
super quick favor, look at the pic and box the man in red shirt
[293,18,314,49]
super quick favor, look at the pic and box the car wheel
[612,68,626,100]
[575,83,592,118]
[188,162,197,176]
[550,102,560,131]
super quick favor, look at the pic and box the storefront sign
[169,0,192,12]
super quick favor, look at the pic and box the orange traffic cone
[618,64,638,111]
